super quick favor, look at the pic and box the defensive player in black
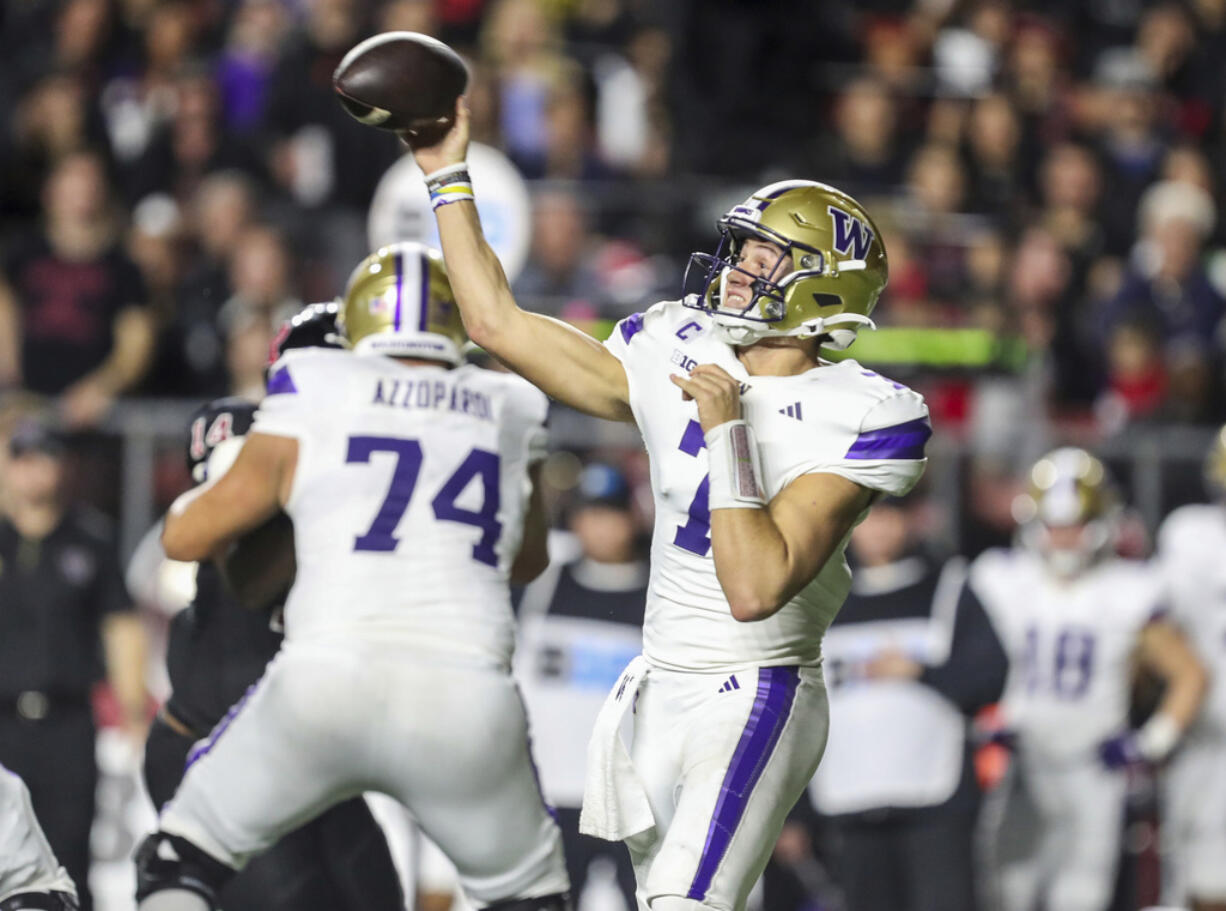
[137,303,405,911]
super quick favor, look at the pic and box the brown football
[332,31,469,147]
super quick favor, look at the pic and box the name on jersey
[371,377,493,421]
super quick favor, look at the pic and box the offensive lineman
[1,763,78,911]
[132,303,404,911]
[1153,428,1226,911]
[408,102,930,911]
[975,448,1206,911]
[133,241,571,911]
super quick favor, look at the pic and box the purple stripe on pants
[183,683,257,773]
[686,666,800,902]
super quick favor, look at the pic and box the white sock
[139,888,211,911]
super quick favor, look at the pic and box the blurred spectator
[97,0,198,170]
[126,193,186,323]
[151,171,259,397]
[215,0,291,134]
[480,0,571,177]
[125,63,264,204]
[1099,180,1224,415]
[1098,317,1170,428]
[798,497,1006,911]
[513,186,610,317]
[264,0,400,212]
[592,27,672,178]
[0,150,154,428]
[1090,48,1169,255]
[0,417,149,911]
[2,70,106,224]
[515,461,646,911]
[965,93,1024,224]
[803,75,910,195]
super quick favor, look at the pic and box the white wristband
[1136,712,1181,762]
[704,420,766,510]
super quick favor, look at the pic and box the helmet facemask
[682,180,887,349]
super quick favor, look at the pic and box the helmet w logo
[828,206,875,260]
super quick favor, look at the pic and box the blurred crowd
[4,0,1226,446]
[4,2,1226,911]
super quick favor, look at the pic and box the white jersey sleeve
[774,379,930,497]
[603,301,931,671]
[250,349,336,439]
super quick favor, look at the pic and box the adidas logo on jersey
[778,402,803,420]
[717,675,741,693]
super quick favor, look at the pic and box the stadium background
[2,0,1225,908]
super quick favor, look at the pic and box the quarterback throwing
[409,100,930,911]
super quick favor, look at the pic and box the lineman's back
[253,347,547,664]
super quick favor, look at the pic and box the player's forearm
[434,201,633,421]
[710,508,818,621]
[103,612,149,726]
[434,200,522,348]
[1156,662,1208,731]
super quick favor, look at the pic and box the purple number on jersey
[673,419,712,556]
[347,435,424,552]
[431,448,502,567]
[346,435,503,564]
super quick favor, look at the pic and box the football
[332,31,469,147]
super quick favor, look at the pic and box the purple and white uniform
[1154,504,1226,904]
[0,763,78,904]
[158,349,569,906]
[584,300,929,911]
[973,550,1163,911]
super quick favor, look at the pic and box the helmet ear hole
[812,293,842,309]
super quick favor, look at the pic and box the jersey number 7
[346,435,501,566]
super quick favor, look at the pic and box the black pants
[828,808,980,911]
[143,715,404,911]
[0,708,97,911]
[554,806,636,910]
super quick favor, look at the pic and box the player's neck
[734,339,821,377]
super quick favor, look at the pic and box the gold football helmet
[337,241,466,364]
[1013,447,1121,577]
[683,180,888,348]
[1204,425,1226,499]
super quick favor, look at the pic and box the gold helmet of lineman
[337,241,467,365]
[682,180,888,348]
[1012,447,1122,577]
[1204,424,1226,499]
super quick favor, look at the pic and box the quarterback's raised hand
[408,96,470,174]
[670,363,742,432]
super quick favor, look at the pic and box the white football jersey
[972,549,1162,761]
[1155,504,1226,736]
[252,348,548,666]
[604,300,930,672]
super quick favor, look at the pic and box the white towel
[579,655,655,841]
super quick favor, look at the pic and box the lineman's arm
[411,101,632,422]
[162,432,297,562]
[1136,619,1208,734]
[510,463,549,584]
[712,472,873,621]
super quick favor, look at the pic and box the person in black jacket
[778,495,1008,911]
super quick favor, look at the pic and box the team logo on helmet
[681,180,888,349]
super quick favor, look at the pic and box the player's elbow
[727,591,784,623]
[161,517,209,563]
